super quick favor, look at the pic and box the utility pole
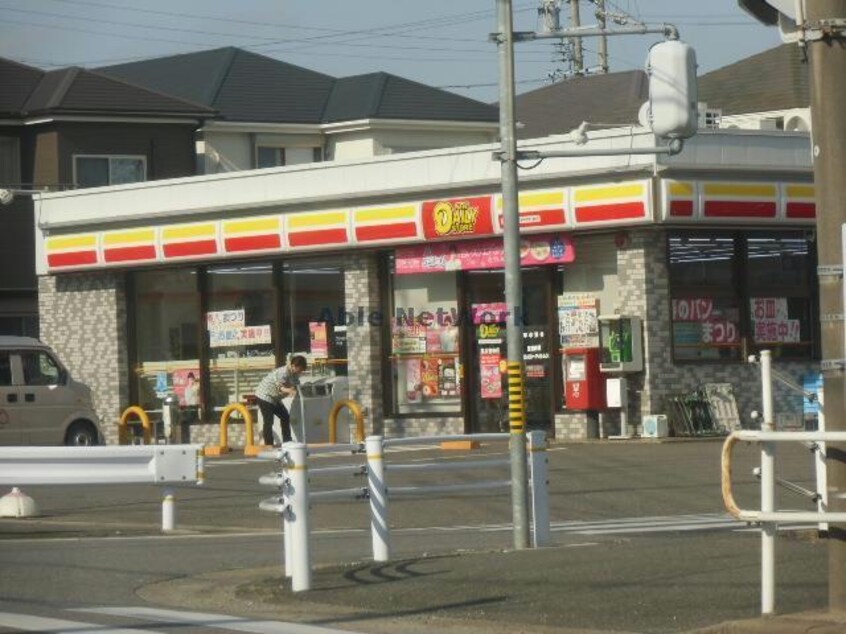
[806,0,846,611]
[569,0,584,73]
[595,0,609,72]
[495,0,530,551]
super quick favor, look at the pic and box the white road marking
[0,611,151,633]
[72,606,356,633]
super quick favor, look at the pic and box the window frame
[73,154,147,188]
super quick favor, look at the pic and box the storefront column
[343,253,384,435]
[38,273,129,445]
[613,229,653,436]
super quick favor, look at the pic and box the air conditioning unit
[642,414,669,438]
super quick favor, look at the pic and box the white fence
[258,432,550,592]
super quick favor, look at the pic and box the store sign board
[396,233,574,275]
[421,197,494,239]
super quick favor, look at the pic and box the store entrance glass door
[464,268,554,434]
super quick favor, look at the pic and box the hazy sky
[0,0,783,102]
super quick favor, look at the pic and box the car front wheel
[65,421,99,446]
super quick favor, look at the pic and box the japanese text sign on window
[750,298,800,343]
[209,325,272,348]
[206,309,245,331]
[671,298,714,322]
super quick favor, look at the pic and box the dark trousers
[257,398,292,445]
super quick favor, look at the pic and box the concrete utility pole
[596,0,609,72]
[806,0,846,611]
[569,0,585,73]
[495,0,530,551]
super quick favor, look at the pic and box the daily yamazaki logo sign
[422,196,494,239]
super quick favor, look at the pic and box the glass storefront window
[281,262,348,389]
[668,230,816,362]
[391,272,461,415]
[206,263,275,414]
[133,268,200,411]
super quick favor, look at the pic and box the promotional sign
[309,322,329,358]
[396,234,575,275]
[558,293,599,349]
[421,196,494,239]
[750,297,800,343]
[209,325,272,348]
[207,309,245,331]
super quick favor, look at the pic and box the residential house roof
[100,47,498,125]
[513,45,810,138]
[514,70,648,140]
[697,44,809,115]
[0,57,215,120]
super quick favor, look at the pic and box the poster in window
[309,322,329,358]
[420,358,440,398]
[750,297,800,343]
[393,324,427,354]
[405,359,423,402]
[439,358,459,396]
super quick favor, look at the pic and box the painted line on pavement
[72,606,357,633]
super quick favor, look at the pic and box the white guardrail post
[366,435,390,562]
[527,430,550,547]
[759,350,776,616]
[284,442,312,592]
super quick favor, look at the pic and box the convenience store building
[35,127,820,444]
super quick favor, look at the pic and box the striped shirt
[255,365,300,403]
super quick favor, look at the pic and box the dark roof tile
[0,58,44,115]
[698,44,808,115]
[324,72,498,123]
[514,70,648,139]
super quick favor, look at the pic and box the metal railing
[0,444,204,531]
[258,432,550,592]
[721,350,844,615]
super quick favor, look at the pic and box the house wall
[55,122,196,187]
[374,129,497,155]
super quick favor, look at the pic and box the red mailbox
[563,347,606,410]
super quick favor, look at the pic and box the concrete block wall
[344,251,385,436]
[38,273,129,445]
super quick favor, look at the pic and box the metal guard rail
[721,429,846,523]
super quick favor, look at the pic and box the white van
[0,336,101,445]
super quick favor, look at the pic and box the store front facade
[34,130,820,444]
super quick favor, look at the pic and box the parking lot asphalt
[3,437,843,633]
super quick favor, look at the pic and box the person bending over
[255,355,308,446]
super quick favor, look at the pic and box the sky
[0,0,783,103]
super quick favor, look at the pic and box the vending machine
[563,347,606,410]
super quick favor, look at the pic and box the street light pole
[495,0,530,550]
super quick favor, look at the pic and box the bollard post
[162,489,175,532]
[759,350,776,615]
[279,448,293,579]
[527,430,550,547]
[196,448,205,486]
[366,435,390,562]
[283,442,312,592]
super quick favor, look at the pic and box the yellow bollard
[328,399,365,444]
[205,403,254,457]
[118,406,152,445]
